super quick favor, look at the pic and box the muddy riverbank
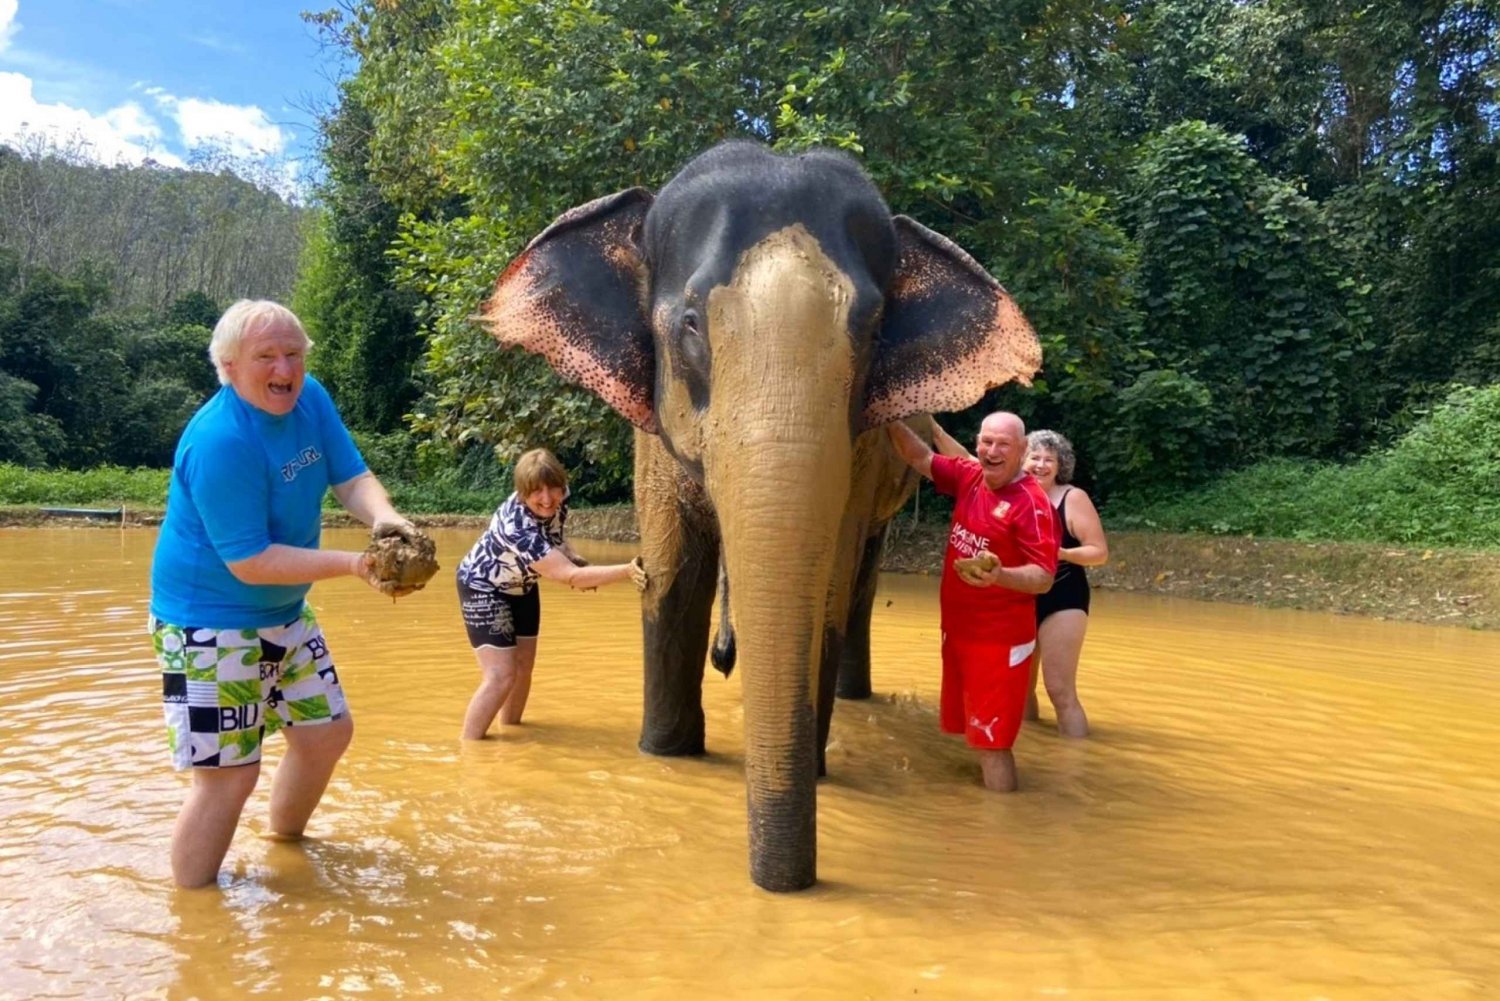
[5,504,1495,630]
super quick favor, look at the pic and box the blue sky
[0,0,346,198]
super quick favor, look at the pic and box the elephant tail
[711,621,737,677]
[711,557,736,677]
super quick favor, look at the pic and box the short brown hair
[513,448,568,496]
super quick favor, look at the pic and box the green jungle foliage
[1107,384,1500,548]
[348,430,508,513]
[0,253,220,468]
[302,0,1500,507]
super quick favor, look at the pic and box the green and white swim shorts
[149,606,348,770]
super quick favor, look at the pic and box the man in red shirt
[888,412,1059,792]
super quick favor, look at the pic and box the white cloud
[103,101,162,144]
[0,0,18,55]
[0,71,184,167]
[163,95,288,159]
[140,90,305,200]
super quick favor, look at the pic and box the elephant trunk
[697,222,861,890]
[712,438,851,892]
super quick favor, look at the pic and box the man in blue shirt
[149,299,418,888]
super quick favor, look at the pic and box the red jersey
[931,454,1060,642]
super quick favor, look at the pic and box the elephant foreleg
[836,523,888,700]
[636,434,719,756]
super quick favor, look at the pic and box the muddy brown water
[1,527,1496,999]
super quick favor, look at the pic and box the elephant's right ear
[480,188,658,432]
[860,216,1042,430]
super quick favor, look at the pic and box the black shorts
[457,578,541,648]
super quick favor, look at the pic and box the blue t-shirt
[150,376,368,628]
[455,491,568,595]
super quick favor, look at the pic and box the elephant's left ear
[480,188,659,432]
[859,216,1042,430]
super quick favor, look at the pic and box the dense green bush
[1119,122,1372,482]
[1107,384,1500,548]
[0,258,217,468]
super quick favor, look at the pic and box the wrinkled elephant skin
[482,141,1041,891]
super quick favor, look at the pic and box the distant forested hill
[0,139,309,469]
[0,139,306,310]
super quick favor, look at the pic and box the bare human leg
[977,748,1018,792]
[462,644,518,739]
[498,636,539,725]
[270,714,354,837]
[172,763,260,888]
[1038,609,1090,738]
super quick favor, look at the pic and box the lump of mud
[364,527,440,596]
[953,550,998,586]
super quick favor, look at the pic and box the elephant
[482,141,1041,892]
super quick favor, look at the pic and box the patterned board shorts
[149,606,348,770]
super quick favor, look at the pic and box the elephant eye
[677,309,708,370]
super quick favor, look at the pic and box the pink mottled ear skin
[859,216,1042,430]
[481,189,659,433]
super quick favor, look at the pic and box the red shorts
[940,632,1036,750]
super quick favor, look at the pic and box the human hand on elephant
[628,556,648,592]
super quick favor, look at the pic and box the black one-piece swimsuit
[1036,488,1090,624]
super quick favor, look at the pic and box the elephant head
[483,141,1040,891]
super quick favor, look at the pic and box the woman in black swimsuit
[1024,430,1109,738]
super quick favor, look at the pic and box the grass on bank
[1106,383,1500,549]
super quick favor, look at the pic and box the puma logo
[970,715,1002,742]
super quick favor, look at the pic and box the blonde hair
[513,448,569,496]
[208,300,312,385]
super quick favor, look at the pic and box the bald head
[980,411,1025,440]
[974,411,1029,488]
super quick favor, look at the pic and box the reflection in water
[0,526,1497,998]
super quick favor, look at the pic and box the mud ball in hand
[953,551,998,587]
[363,528,440,596]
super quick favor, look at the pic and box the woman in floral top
[456,448,646,738]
